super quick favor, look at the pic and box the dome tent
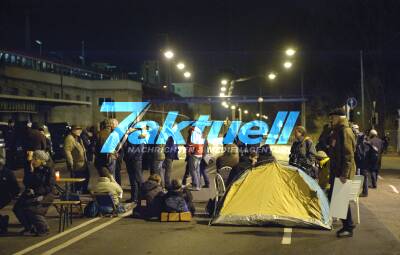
[211,161,331,229]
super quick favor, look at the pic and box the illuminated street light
[256,113,260,117]
[176,62,185,70]
[268,72,277,80]
[244,110,249,114]
[183,71,191,78]
[258,97,264,103]
[219,92,225,97]
[163,85,167,89]
[164,50,174,59]
[221,87,227,92]
[262,115,269,120]
[285,48,296,57]
[231,105,236,110]
[283,61,293,69]
[221,79,228,85]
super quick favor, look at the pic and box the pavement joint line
[13,217,102,255]
[281,228,292,245]
[389,184,399,194]
[40,210,132,255]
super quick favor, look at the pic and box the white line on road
[389,185,399,194]
[13,217,101,255]
[41,210,132,255]
[281,228,292,245]
[378,175,384,180]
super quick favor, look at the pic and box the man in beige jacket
[64,125,88,193]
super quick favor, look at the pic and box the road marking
[378,175,384,180]
[41,210,132,255]
[281,228,292,245]
[13,217,101,255]
[389,185,399,194]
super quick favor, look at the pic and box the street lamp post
[35,40,42,56]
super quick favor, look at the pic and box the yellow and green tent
[211,161,331,229]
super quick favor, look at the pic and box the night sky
[1,0,400,118]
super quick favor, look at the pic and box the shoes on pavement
[202,184,210,188]
[360,193,368,197]
[337,228,353,238]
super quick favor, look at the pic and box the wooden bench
[51,200,81,232]
[160,212,192,222]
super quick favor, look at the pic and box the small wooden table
[51,200,81,232]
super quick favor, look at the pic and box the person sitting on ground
[13,150,55,236]
[133,174,165,219]
[226,151,258,186]
[162,179,195,216]
[0,152,20,234]
[92,167,124,212]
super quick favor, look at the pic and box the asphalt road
[1,147,400,255]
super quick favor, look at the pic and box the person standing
[110,119,123,185]
[64,125,89,193]
[328,108,356,238]
[186,126,203,191]
[352,124,370,196]
[164,136,179,189]
[4,119,17,170]
[95,119,117,177]
[368,129,383,189]
[199,139,210,188]
[123,127,146,203]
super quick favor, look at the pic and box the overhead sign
[347,97,357,110]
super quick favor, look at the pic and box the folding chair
[349,175,364,224]
[92,193,118,217]
[217,166,232,185]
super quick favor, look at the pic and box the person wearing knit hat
[289,126,317,178]
[328,107,357,238]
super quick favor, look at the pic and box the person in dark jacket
[0,155,20,234]
[4,119,17,170]
[289,126,317,177]
[352,124,370,196]
[368,129,383,188]
[199,139,211,188]
[163,179,195,215]
[23,122,47,187]
[216,144,240,170]
[226,151,258,186]
[13,150,55,236]
[328,108,356,238]
[316,123,332,153]
[123,127,147,203]
[133,174,165,219]
[163,136,179,189]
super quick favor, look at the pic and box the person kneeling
[13,150,54,236]
[162,179,195,216]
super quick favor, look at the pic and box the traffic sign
[347,97,357,110]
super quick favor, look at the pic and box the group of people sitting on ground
[133,175,195,220]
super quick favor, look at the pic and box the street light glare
[231,105,236,110]
[176,62,185,70]
[183,71,191,78]
[219,92,225,97]
[244,110,249,114]
[256,113,260,117]
[221,87,226,92]
[258,97,264,102]
[268,72,277,80]
[35,40,42,45]
[283,61,293,69]
[221,79,228,85]
[286,48,296,56]
[164,50,174,59]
